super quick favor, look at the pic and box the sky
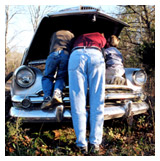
[7,5,118,53]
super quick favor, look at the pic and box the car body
[9,6,149,122]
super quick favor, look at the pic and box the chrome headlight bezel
[15,66,36,88]
[132,70,147,86]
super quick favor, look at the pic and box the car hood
[22,8,129,65]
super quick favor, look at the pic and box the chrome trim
[105,85,132,90]
[132,70,147,86]
[21,97,31,108]
[105,93,141,99]
[12,92,143,105]
[124,101,133,117]
[11,68,144,97]
[125,68,144,91]
[63,93,142,102]
[28,59,46,65]
[12,95,43,103]
[56,105,64,122]
[14,65,36,88]
[10,105,67,122]
[11,67,43,96]
[65,83,142,92]
[10,102,149,122]
[103,102,149,120]
[59,6,99,12]
[65,85,133,90]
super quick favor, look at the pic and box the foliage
[135,40,155,75]
[118,5,155,43]
[102,114,154,156]
[5,122,78,156]
[117,5,155,70]
[5,100,155,156]
[5,50,23,76]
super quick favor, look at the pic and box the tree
[5,5,25,55]
[28,5,58,32]
[118,5,154,43]
[136,41,155,74]
[5,6,9,55]
[116,5,155,69]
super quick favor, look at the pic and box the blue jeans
[68,48,105,147]
[42,50,69,98]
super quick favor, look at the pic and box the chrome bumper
[11,92,144,106]
[10,101,149,122]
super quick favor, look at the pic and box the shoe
[77,146,88,155]
[41,90,63,110]
[41,96,53,110]
[52,89,63,104]
[88,144,99,155]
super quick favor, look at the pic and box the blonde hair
[108,35,120,47]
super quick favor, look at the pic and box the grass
[102,113,155,156]
[5,105,155,156]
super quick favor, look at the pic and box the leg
[42,52,59,98]
[52,50,69,104]
[54,50,69,92]
[88,50,105,146]
[68,50,88,148]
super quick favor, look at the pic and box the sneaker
[88,144,99,154]
[52,89,63,104]
[77,146,88,155]
[41,96,53,110]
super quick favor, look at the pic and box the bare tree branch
[28,5,58,32]
[5,5,24,55]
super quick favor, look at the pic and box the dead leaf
[9,147,15,153]
[53,130,60,140]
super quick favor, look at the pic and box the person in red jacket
[68,32,106,154]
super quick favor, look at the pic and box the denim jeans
[68,48,105,147]
[42,50,69,98]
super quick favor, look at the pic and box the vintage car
[8,6,149,122]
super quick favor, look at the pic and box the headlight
[133,70,147,86]
[15,66,35,88]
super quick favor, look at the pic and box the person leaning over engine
[41,30,75,110]
[68,32,106,154]
[105,35,125,85]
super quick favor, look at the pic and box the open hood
[22,6,129,65]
